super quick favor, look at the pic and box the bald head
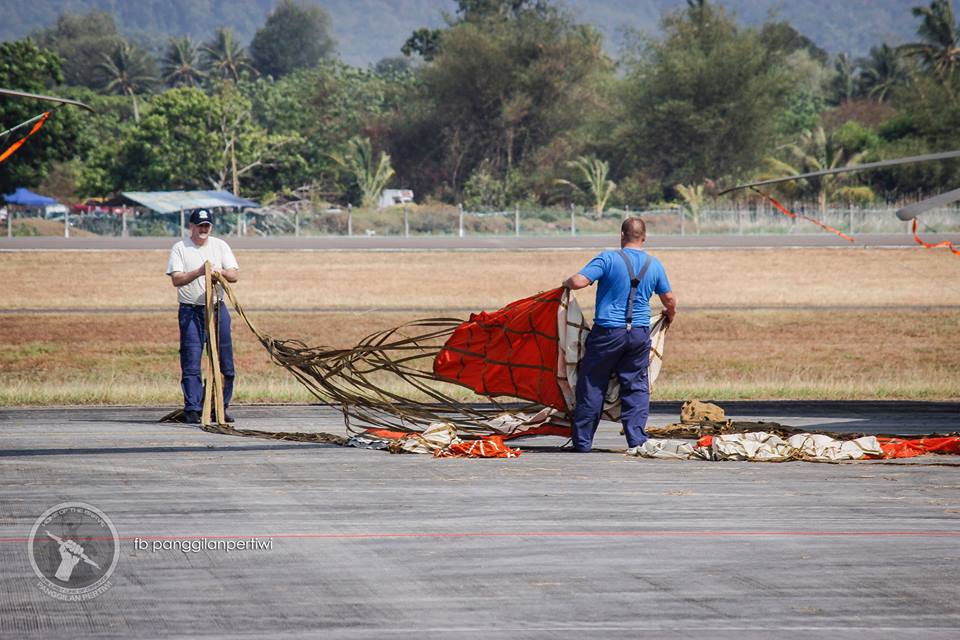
[620,217,646,247]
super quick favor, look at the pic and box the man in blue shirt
[562,217,677,452]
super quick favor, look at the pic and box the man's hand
[659,291,677,325]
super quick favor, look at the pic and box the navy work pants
[572,325,651,452]
[178,302,235,413]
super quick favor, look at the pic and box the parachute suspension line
[216,276,554,437]
[749,187,854,243]
[0,111,50,164]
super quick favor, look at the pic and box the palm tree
[858,43,910,102]
[761,127,868,215]
[201,27,258,82]
[331,137,395,209]
[554,155,616,218]
[95,41,156,123]
[675,183,705,234]
[162,37,205,88]
[899,0,960,81]
[830,53,859,103]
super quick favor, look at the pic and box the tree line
[2,0,959,213]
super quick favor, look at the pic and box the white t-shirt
[165,236,239,305]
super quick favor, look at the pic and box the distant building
[378,189,414,209]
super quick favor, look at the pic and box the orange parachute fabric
[433,287,567,411]
[875,436,960,459]
[435,436,522,458]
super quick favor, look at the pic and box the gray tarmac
[3,231,959,251]
[1,401,959,639]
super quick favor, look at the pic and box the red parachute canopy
[433,287,567,410]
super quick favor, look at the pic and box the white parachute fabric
[627,439,708,460]
[628,432,884,462]
[556,288,668,420]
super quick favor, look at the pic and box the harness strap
[617,250,653,331]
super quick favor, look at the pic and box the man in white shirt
[165,209,240,424]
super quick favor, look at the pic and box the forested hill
[0,0,918,67]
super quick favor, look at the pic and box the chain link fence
[3,201,958,238]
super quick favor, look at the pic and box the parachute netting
[218,282,591,440]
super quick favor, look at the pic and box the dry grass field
[1,248,958,404]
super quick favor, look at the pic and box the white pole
[64,208,69,238]
[6,208,11,238]
[515,205,520,237]
[848,204,854,234]
[347,204,353,237]
[458,204,464,238]
[404,207,409,237]
[122,207,128,237]
[295,209,300,237]
[180,209,185,237]
[570,203,576,236]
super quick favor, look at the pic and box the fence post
[7,208,11,238]
[404,207,410,237]
[679,206,685,236]
[570,203,576,237]
[180,209,185,237]
[848,204,854,234]
[738,205,744,235]
[122,207,128,237]
[458,204,464,238]
[347,204,353,237]
[514,205,520,237]
[295,209,300,237]
[64,208,69,238]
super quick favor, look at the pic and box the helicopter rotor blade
[718,149,960,196]
[896,187,960,221]
[0,88,94,112]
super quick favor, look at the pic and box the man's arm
[658,291,677,323]
[218,268,239,283]
[170,265,205,287]
[562,274,592,290]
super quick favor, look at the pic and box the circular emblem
[28,502,119,601]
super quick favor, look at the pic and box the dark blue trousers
[178,302,235,413]
[572,325,651,452]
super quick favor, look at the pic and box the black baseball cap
[190,209,214,225]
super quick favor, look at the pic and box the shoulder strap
[617,250,653,331]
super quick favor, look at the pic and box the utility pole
[230,136,240,197]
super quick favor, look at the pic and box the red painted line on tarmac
[3,530,960,543]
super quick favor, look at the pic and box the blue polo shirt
[579,249,671,328]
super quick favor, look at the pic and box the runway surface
[3,232,958,251]
[1,402,958,638]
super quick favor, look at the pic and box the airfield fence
[5,201,960,238]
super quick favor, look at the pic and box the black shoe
[223,413,235,423]
[184,410,201,424]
